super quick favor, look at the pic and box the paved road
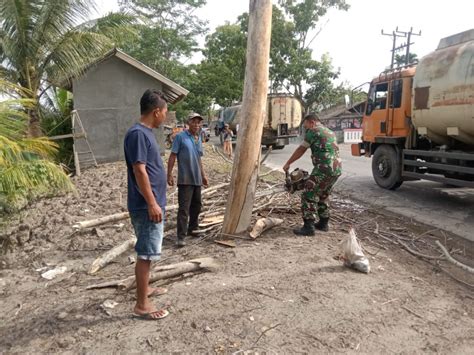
[263,142,474,242]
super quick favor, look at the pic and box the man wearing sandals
[124,89,169,320]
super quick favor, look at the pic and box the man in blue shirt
[124,89,169,320]
[167,113,209,247]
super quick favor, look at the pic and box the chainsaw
[284,168,310,194]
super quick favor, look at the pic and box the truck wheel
[272,144,285,150]
[371,145,403,190]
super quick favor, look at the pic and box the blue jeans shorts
[129,210,163,261]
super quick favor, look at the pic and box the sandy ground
[264,142,474,242]
[0,146,473,353]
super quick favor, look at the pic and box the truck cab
[352,67,416,189]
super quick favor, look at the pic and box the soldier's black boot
[314,217,329,232]
[293,219,315,236]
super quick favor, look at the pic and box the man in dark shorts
[124,89,169,320]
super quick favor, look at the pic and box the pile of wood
[74,174,290,290]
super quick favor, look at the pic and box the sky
[96,0,474,87]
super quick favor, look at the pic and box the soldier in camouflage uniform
[283,113,342,235]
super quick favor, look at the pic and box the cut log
[89,237,136,274]
[74,184,228,230]
[73,212,130,230]
[249,217,283,239]
[85,257,219,290]
[119,257,219,291]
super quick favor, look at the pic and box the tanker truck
[219,94,302,149]
[352,29,474,189]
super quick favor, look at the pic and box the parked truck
[352,29,474,189]
[218,94,302,149]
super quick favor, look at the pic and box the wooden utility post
[222,0,272,234]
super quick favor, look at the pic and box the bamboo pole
[222,0,273,234]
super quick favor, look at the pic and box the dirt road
[264,142,474,242]
[0,145,473,353]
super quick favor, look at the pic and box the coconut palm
[0,0,118,137]
[0,79,73,210]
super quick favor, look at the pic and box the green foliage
[394,53,418,67]
[198,24,247,107]
[0,80,74,212]
[0,0,123,135]
[196,1,349,112]
[40,88,74,166]
[119,0,208,79]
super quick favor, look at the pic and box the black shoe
[314,217,329,232]
[176,239,186,248]
[187,229,199,237]
[293,219,315,236]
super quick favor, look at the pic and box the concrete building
[63,48,188,165]
[319,101,365,143]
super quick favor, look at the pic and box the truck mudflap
[351,143,364,156]
[402,149,474,188]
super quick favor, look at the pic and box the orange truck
[352,29,474,189]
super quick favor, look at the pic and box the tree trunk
[222,0,272,234]
[27,106,43,138]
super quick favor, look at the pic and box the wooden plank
[49,132,86,140]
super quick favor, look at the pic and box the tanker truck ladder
[402,149,474,188]
[279,96,286,124]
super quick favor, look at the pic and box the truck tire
[371,145,403,190]
[272,144,285,150]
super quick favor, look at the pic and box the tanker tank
[412,29,474,147]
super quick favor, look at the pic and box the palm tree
[394,53,418,67]
[0,79,73,210]
[0,0,117,137]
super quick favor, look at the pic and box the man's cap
[303,113,320,121]
[187,112,203,122]
[224,123,229,127]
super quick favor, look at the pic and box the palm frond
[43,31,113,85]
[0,78,74,207]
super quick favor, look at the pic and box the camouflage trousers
[301,174,340,220]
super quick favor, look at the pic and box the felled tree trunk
[119,257,219,291]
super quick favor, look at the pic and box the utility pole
[382,27,421,68]
[397,27,422,65]
[222,0,272,234]
[381,29,406,69]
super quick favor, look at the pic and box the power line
[381,27,421,69]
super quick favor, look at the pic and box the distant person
[222,124,233,159]
[167,112,209,247]
[200,125,208,143]
[283,113,342,235]
[124,89,169,320]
